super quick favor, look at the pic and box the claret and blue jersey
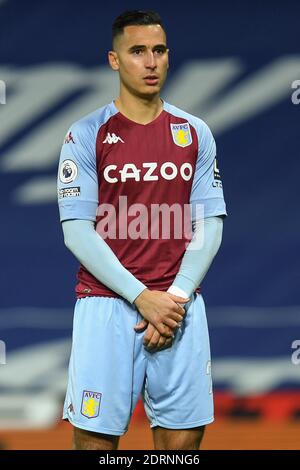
[57,100,227,298]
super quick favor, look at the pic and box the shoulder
[164,101,214,144]
[67,102,117,141]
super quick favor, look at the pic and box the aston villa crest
[170,122,192,147]
[81,390,102,418]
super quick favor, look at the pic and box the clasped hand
[134,289,189,352]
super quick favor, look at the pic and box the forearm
[168,216,223,298]
[62,219,146,304]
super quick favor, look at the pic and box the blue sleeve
[190,120,227,221]
[57,122,98,222]
[168,217,223,298]
[62,220,147,304]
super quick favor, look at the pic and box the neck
[114,88,163,125]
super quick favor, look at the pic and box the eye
[154,48,165,55]
[132,49,143,55]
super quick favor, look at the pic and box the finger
[143,324,156,344]
[144,323,156,340]
[154,321,172,337]
[174,304,186,315]
[157,336,167,349]
[157,336,173,352]
[169,312,185,323]
[158,320,182,337]
[162,325,174,337]
[162,318,180,334]
[134,319,148,331]
[134,319,148,330]
[163,339,173,350]
[145,330,161,350]
[160,318,178,332]
[167,303,185,317]
[167,294,190,304]
[176,303,187,315]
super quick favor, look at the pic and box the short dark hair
[112,10,166,47]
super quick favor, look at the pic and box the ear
[108,50,119,71]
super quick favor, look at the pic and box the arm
[142,216,223,351]
[62,219,146,304]
[62,219,187,335]
[167,216,223,299]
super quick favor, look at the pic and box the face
[109,24,169,98]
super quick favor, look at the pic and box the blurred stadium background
[0,0,300,449]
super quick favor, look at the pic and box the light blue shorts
[63,293,214,436]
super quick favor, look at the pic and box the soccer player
[57,10,227,450]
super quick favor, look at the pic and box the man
[57,10,227,450]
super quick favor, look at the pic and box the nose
[145,50,156,70]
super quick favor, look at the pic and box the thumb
[134,319,148,332]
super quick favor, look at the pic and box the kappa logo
[81,390,102,418]
[64,131,75,144]
[67,403,74,414]
[103,132,124,144]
